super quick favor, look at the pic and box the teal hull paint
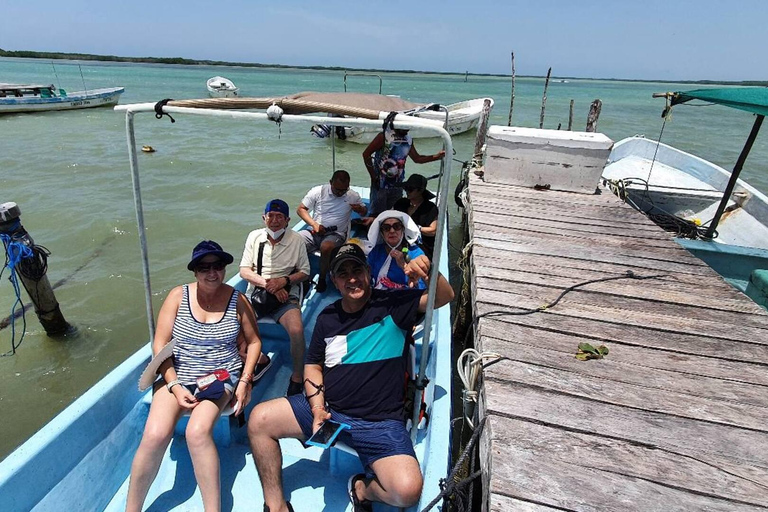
[675,238,768,309]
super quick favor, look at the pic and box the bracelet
[166,379,181,392]
[241,373,253,381]
[237,378,252,387]
[311,404,326,411]
[284,276,291,287]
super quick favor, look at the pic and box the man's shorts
[286,393,416,478]
[262,296,300,323]
[299,229,346,251]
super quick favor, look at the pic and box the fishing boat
[0,97,455,511]
[0,83,124,114]
[602,87,768,306]
[206,76,239,98]
[305,92,493,143]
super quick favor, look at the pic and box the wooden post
[539,67,551,129]
[472,99,493,173]
[507,52,516,126]
[465,70,468,82]
[0,202,70,336]
[568,99,574,131]
[586,99,602,132]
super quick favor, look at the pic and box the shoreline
[1,49,766,87]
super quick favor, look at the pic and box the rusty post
[568,99,574,130]
[507,52,516,126]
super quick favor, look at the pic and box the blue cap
[264,199,289,217]
[187,240,234,271]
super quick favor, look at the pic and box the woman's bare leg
[126,385,184,512]
[185,392,231,512]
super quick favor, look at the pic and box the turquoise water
[1,57,767,461]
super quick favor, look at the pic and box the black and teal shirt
[307,288,424,421]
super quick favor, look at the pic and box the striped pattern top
[172,284,242,385]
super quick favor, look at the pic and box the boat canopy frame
[115,100,453,434]
[656,87,767,239]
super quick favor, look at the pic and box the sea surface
[1,57,767,461]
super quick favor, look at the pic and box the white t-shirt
[239,228,311,298]
[301,184,363,237]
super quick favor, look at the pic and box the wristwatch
[166,379,181,392]
[284,276,291,287]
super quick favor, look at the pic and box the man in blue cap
[240,199,310,396]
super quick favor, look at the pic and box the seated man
[240,199,310,396]
[248,242,454,512]
[296,169,367,293]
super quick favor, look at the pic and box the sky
[1,0,764,82]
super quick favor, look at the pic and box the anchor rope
[0,231,34,356]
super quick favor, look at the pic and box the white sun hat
[366,210,421,250]
[138,339,177,391]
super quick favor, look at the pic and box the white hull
[0,87,124,114]
[206,76,239,98]
[603,136,768,250]
[344,97,494,143]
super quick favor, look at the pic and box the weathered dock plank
[469,174,768,511]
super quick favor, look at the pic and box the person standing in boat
[362,124,445,221]
[240,199,310,396]
[248,242,454,512]
[126,240,263,512]
[367,210,427,290]
[296,169,367,293]
[393,173,439,260]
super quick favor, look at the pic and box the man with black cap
[248,242,454,512]
[240,199,310,396]
[394,173,439,259]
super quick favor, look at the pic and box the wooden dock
[466,174,768,511]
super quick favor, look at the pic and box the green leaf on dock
[576,342,609,361]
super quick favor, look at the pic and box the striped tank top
[172,284,242,384]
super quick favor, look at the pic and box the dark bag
[249,241,290,317]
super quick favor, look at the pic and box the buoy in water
[142,145,156,153]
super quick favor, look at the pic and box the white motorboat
[0,83,124,114]
[305,92,493,143]
[602,87,768,303]
[206,76,239,98]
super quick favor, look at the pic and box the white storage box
[484,126,614,194]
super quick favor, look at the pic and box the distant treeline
[1,48,766,86]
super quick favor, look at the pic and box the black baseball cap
[329,243,368,274]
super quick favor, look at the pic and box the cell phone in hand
[305,420,350,449]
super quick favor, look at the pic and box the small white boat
[0,83,124,114]
[304,92,493,143]
[603,136,768,251]
[602,87,768,304]
[206,76,239,98]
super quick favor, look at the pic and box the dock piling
[539,67,551,129]
[586,99,602,132]
[0,202,70,337]
[568,99,574,131]
[507,52,516,126]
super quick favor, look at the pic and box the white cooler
[484,126,614,194]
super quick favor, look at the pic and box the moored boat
[0,98,455,511]
[602,87,768,306]
[206,76,239,98]
[0,83,124,114]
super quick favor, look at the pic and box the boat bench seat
[139,351,277,446]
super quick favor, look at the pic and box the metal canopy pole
[125,111,156,341]
[704,114,764,239]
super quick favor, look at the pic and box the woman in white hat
[366,211,427,290]
[127,240,263,512]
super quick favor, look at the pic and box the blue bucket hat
[264,199,290,217]
[187,240,234,271]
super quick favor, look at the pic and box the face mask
[385,232,404,250]
[266,227,286,239]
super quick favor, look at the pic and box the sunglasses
[195,261,226,273]
[381,222,404,232]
